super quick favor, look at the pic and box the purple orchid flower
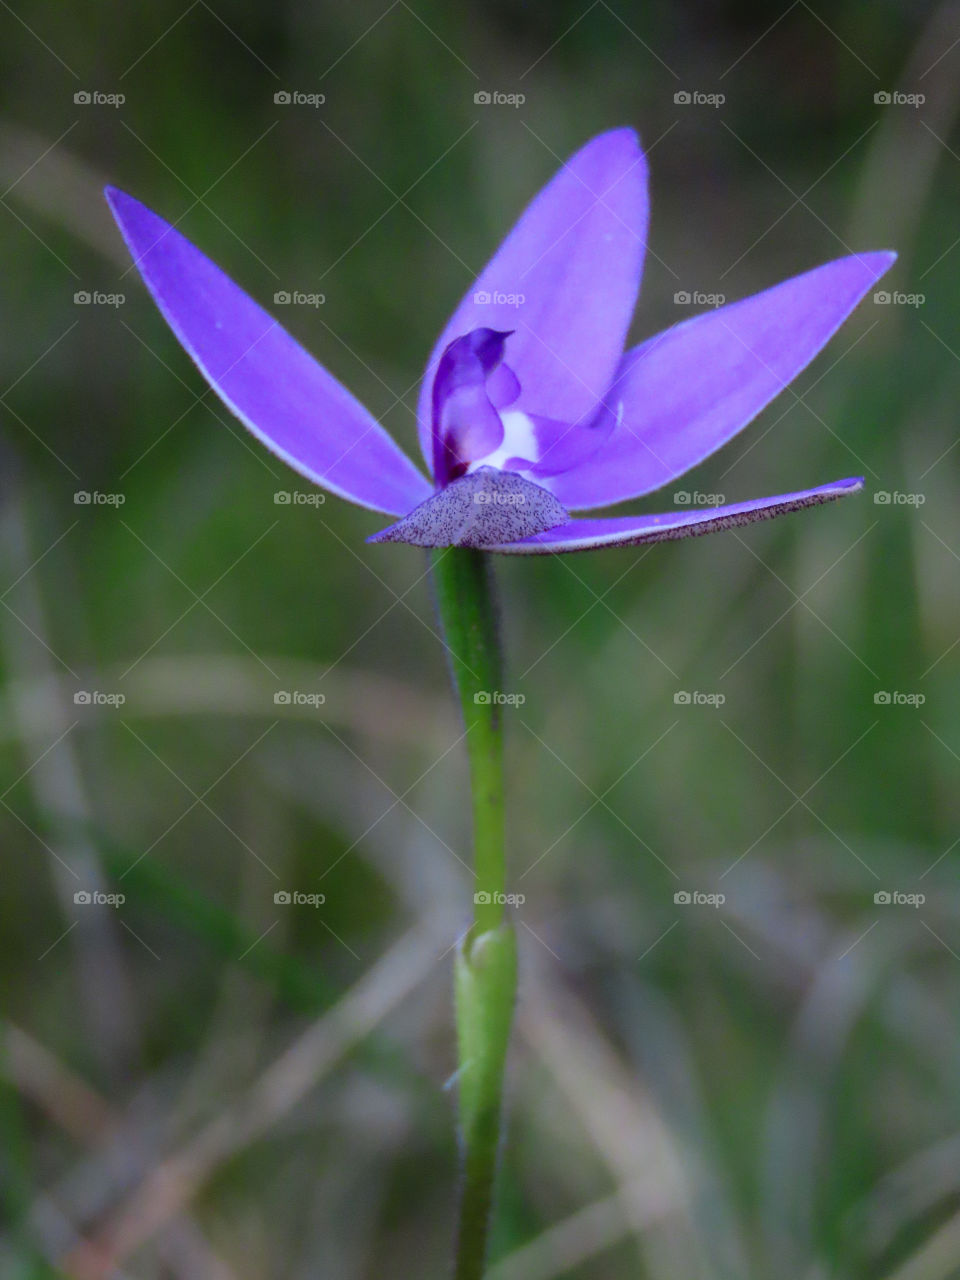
[105,129,894,554]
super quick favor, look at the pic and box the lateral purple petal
[484,477,863,554]
[503,401,618,478]
[105,188,432,516]
[550,253,896,511]
[416,129,649,471]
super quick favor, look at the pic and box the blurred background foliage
[1,1,959,1277]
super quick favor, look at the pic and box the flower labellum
[105,128,895,554]
[369,466,570,548]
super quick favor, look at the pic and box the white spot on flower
[469,409,539,473]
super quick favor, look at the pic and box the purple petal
[105,188,432,516]
[416,129,649,472]
[367,466,569,548]
[550,253,896,511]
[502,401,619,478]
[486,361,521,409]
[483,477,863,554]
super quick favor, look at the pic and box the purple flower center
[431,328,519,484]
[431,328,617,488]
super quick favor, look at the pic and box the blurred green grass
[2,2,960,1277]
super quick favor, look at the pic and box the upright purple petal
[106,188,432,516]
[550,253,896,510]
[484,478,863,554]
[416,129,649,472]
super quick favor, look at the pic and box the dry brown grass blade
[881,1209,960,1280]
[3,1023,239,1280]
[58,924,442,1279]
[0,654,453,749]
[487,1178,662,1280]
[501,950,702,1280]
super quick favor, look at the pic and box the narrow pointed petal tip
[484,476,864,554]
[551,251,896,511]
[104,187,432,516]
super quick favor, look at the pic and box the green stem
[430,548,517,1280]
